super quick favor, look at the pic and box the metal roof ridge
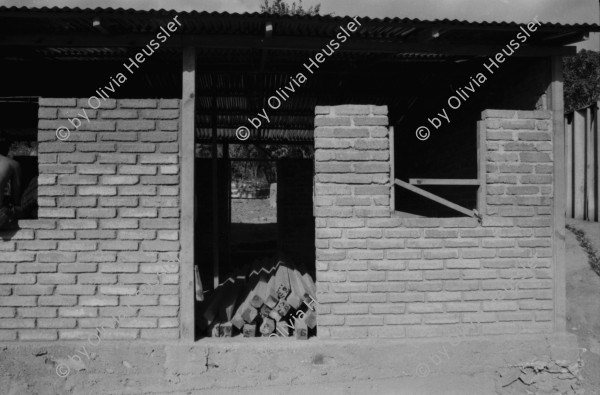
[0,5,598,29]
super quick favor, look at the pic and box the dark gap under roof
[1,6,596,143]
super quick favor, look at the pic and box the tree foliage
[197,143,314,185]
[563,49,600,112]
[260,0,321,16]
[229,143,313,185]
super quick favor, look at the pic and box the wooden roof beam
[0,33,577,56]
[542,31,588,43]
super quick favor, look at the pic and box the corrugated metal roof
[0,5,598,28]
[0,5,598,34]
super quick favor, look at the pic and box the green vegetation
[563,49,600,112]
[260,0,321,16]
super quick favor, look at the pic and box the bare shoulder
[0,156,9,170]
[0,156,20,175]
[9,157,20,171]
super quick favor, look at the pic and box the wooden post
[295,319,308,340]
[550,56,567,333]
[274,298,291,319]
[180,46,196,341]
[259,304,272,318]
[259,317,275,336]
[224,142,231,272]
[389,126,395,212]
[211,95,219,289]
[596,102,600,222]
[220,322,232,337]
[275,320,291,336]
[477,121,487,214]
[573,110,586,220]
[565,115,573,218]
[243,323,256,337]
[304,309,317,329]
[585,107,595,221]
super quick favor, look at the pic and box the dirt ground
[230,198,277,254]
[565,218,600,394]
[231,198,276,224]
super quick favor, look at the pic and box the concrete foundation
[0,333,581,394]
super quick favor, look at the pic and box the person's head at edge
[0,140,22,209]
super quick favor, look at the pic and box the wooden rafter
[0,34,578,56]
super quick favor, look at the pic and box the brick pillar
[314,105,390,338]
[483,109,554,220]
[482,109,554,332]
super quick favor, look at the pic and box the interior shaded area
[185,50,549,220]
[0,100,39,225]
[395,186,480,218]
[0,53,181,99]
[277,159,315,280]
[195,158,230,292]
[391,58,549,217]
[194,147,316,338]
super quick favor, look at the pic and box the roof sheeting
[0,5,598,36]
[0,5,598,28]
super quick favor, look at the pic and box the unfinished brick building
[0,5,598,391]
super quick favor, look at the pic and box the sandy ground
[183,374,500,395]
[231,199,276,224]
[230,198,277,251]
[565,218,600,394]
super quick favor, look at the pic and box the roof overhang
[0,6,597,56]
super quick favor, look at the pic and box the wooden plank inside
[395,179,475,218]
[409,178,480,185]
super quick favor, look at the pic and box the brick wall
[314,105,555,339]
[0,98,181,341]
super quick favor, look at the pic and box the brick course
[315,105,554,339]
[0,98,181,341]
